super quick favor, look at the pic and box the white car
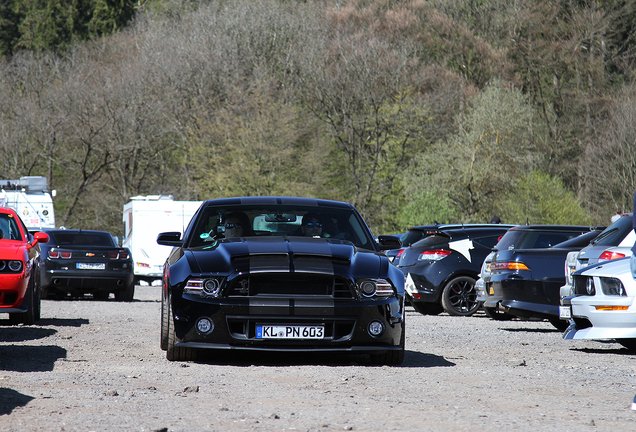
[559,216,634,301]
[562,257,636,351]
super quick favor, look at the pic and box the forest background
[1,0,636,238]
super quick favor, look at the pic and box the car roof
[408,223,516,232]
[0,206,19,216]
[43,229,112,235]
[201,196,355,210]
[508,225,600,231]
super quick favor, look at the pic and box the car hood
[187,236,386,278]
[577,256,631,278]
[0,241,28,259]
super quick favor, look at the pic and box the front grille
[227,274,354,298]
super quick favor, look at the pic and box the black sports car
[396,224,514,316]
[39,229,135,301]
[158,197,405,364]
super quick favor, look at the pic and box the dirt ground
[1,285,635,432]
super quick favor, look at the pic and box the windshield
[49,231,115,246]
[0,213,23,241]
[187,204,376,250]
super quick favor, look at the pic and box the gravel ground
[1,285,636,432]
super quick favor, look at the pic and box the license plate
[77,262,106,270]
[559,306,571,320]
[256,325,324,339]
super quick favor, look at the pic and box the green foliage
[498,170,592,225]
[393,190,460,232]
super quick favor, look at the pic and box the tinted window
[49,232,115,246]
[401,230,428,247]
[495,229,586,250]
[473,235,505,249]
[588,215,633,247]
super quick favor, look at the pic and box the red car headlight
[8,260,23,272]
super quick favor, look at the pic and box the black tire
[10,278,36,325]
[410,301,443,316]
[548,318,569,331]
[370,326,405,366]
[617,338,636,351]
[166,299,199,361]
[160,293,170,351]
[115,282,135,302]
[440,276,480,316]
[483,307,515,321]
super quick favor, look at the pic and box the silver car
[562,257,636,351]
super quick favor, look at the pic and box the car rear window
[49,232,115,246]
[588,215,633,247]
[401,230,428,247]
[495,229,586,250]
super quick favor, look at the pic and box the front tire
[160,293,170,351]
[166,298,199,361]
[9,278,36,325]
[441,276,480,316]
[370,327,405,366]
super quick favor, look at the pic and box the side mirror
[377,235,402,251]
[33,232,49,244]
[157,232,183,247]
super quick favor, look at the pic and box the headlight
[8,260,23,272]
[600,277,626,296]
[357,279,394,298]
[184,277,224,298]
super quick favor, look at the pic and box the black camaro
[158,197,405,364]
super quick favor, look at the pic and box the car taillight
[60,251,72,259]
[490,261,530,271]
[598,251,626,262]
[49,250,59,259]
[418,249,452,261]
[396,248,405,258]
[109,250,130,259]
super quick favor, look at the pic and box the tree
[411,79,540,222]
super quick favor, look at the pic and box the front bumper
[0,273,28,309]
[171,293,405,353]
[562,295,636,340]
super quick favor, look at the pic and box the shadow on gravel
[499,327,561,334]
[191,349,454,368]
[0,327,57,343]
[0,388,35,415]
[569,347,636,355]
[34,318,89,327]
[0,345,66,372]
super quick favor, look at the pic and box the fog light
[368,320,385,337]
[196,317,214,335]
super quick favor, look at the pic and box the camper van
[0,176,55,232]
[122,195,202,284]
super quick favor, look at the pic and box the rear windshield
[588,215,633,247]
[401,230,429,247]
[49,232,115,246]
[495,229,587,250]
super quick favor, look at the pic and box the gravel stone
[1,286,635,431]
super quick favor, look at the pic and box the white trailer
[122,195,202,284]
[0,176,55,232]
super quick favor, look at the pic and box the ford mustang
[158,197,405,364]
[0,206,49,324]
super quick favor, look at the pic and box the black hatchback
[396,224,514,316]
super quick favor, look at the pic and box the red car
[0,207,49,324]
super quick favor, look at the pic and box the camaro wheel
[617,338,636,351]
[441,276,480,316]
[483,307,515,320]
[115,283,135,302]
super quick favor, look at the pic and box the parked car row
[0,206,135,325]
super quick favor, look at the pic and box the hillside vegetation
[1,0,635,236]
